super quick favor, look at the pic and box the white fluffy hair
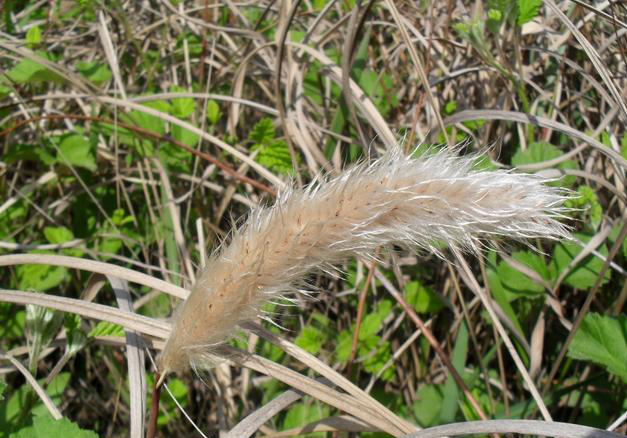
[158,145,570,375]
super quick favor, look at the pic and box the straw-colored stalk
[159,146,570,376]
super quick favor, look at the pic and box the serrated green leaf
[249,118,275,145]
[568,313,627,383]
[255,140,296,175]
[565,185,603,230]
[126,100,169,136]
[13,415,99,438]
[0,373,70,434]
[517,0,542,25]
[171,123,199,146]
[360,300,392,340]
[44,227,74,244]
[511,142,577,187]
[552,232,611,289]
[57,134,97,171]
[88,321,125,338]
[295,325,325,354]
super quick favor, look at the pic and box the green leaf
[496,251,549,297]
[26,26,42,47]
[413,384,444,427]
[125,100,169,136]
[3,144,56,166]
[440,322,468,422]
[6,52,63,84]
[171,123,199,147]
[282,402,329,437]
[565,185,603,230]
[255,141,296,175]
[295,325,325,355]
[405,280,443,314]
[552,232,611,289]
[511,141,577,187]
[517,0,542,25]
[13,415,99,438]
[17,257,68,291]
[206,100,221,125]
[57,134,97,171]
[75,61,112,86]
[335,329,352,362]
[360,300,392,340]
[568,313,627,383]
[249,118,276,145]
[88,321,125,338]
[0,373,70,434]
[170,85,195,118]
[44,227,74,244]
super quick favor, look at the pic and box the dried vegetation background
[0,1,627,437]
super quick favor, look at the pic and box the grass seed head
[158,146,571,375]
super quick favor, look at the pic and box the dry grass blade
[108,276,146,438]
[0,254,189,299]
[0,289,170,339]
[0,350,62,420]
[452,249,553,421]
[258,415,376,437]
[403,420,625,438]
[223,345,406,436]
[226,385,304,438]
[242,321,415,434]
[442,110,627,172]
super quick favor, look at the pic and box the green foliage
[568,314,627,383]
[566,185,603,230]
[75,61,112,86]
[405,280,443,314]
[13,415,98,438]
[496,251,550,298]
[335,300,396,381]
[281,402,330,437]
[250,118,297,175]
[25,25,41,48]
[295,314,330,355]
[56,134,97,172]
[413,384,444,427]
[511,141,577,187]
[0,373,70,436]
[551,232,611,289]
[517,0,542,25]
[4,52,63,84]
[88,321,125,338]
[17,252,68,291]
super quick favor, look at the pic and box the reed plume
[158,146,570,375]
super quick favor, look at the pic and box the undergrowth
[0,1,626,437]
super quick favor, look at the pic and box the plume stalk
[158,146,570,376]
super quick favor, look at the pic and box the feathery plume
[158,146,570,375]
